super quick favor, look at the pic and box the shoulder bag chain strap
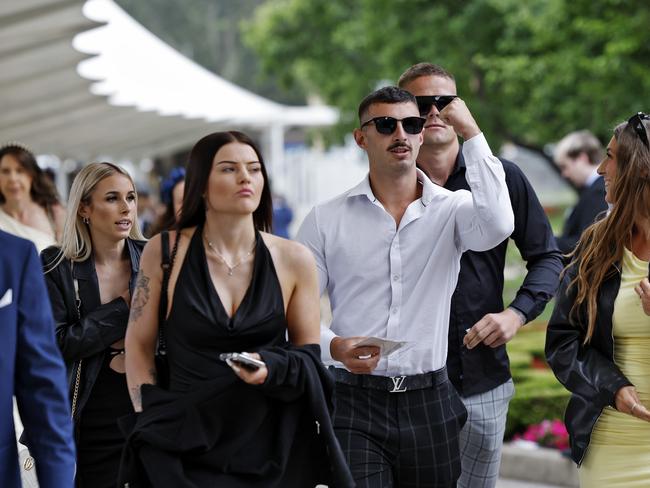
[71,262,82,419]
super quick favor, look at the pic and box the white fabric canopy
[0,0,338,160]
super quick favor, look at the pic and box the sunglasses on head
[628,112,650,148]
[360,116,426,135]
[415,95,458,116]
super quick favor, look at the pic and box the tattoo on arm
[129,386,142,411]
[130,271,150,322]
[129,368,158,412]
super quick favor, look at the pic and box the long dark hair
[0,144,60,207]
[177,131,273,232]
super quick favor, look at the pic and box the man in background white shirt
[297,86,514,487]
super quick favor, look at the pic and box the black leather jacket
[41,239,145,424]
[545,259,648,464]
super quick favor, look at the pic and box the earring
[82,217,89,225]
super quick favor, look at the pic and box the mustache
[387,142,411,151]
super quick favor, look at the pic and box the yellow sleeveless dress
[579,247,650,487]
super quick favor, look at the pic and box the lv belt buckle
[389,375,407,393]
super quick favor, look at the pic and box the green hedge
[505,324,571,439]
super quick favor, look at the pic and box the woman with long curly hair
[546,113,650,486]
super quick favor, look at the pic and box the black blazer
[41,239,145,421]
[556,176,608,254]
[545,258,649,464]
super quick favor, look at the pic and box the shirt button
[393,275,400,281]
[392,307,398,314]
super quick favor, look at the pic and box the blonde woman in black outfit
[42,162,145,487]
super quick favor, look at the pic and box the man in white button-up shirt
[297,86,514,488]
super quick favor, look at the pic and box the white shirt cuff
[320,326,337,362]
[461,132,491,163]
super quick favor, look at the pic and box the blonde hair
[554,130,604,166]
[568,118,650,342]
[45,162,145,271]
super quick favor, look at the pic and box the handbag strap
[157,230,181,355]
[71,262,82,419]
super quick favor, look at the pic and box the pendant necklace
[204,235,256,276]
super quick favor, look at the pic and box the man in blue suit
[0,230,75,488]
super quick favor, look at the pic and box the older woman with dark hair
[121,131,353,488]
[546,113,650,486]
[0,144,64,251]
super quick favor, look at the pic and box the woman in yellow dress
[546,112,650,487]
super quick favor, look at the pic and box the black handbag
[155,230,180,388]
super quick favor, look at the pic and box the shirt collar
[585,168,600,188]
[450,145,466,175]
[347,170,435,207]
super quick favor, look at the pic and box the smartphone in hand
[219,352,265,372]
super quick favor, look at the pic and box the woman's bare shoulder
[141,228,195,262]
[260,232,315,270]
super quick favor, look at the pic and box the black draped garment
[119,227,353,488]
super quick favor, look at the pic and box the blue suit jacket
[0,230,75,488]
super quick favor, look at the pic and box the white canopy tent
[0,0,338,164]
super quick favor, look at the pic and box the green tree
[245,0,650,148]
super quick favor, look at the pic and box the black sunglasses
[360,116,426,135]
[628,112,650,148]
[415,95,458,116]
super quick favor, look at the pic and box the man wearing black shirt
[399,63,563,488]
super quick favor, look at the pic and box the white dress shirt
[297,133,514,376]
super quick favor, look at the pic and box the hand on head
[437,97,480,141]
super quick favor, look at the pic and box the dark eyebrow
[215,160,260,165]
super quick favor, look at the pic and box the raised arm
[440,99,514,251]
[124,234,164,412]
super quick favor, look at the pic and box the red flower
[513,419,569,450]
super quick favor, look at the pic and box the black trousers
[332,370,467,488]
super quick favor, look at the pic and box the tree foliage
[244,0,650,148]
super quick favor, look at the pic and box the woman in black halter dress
[121,131,353,488]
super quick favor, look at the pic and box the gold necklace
[204,235,256,276]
